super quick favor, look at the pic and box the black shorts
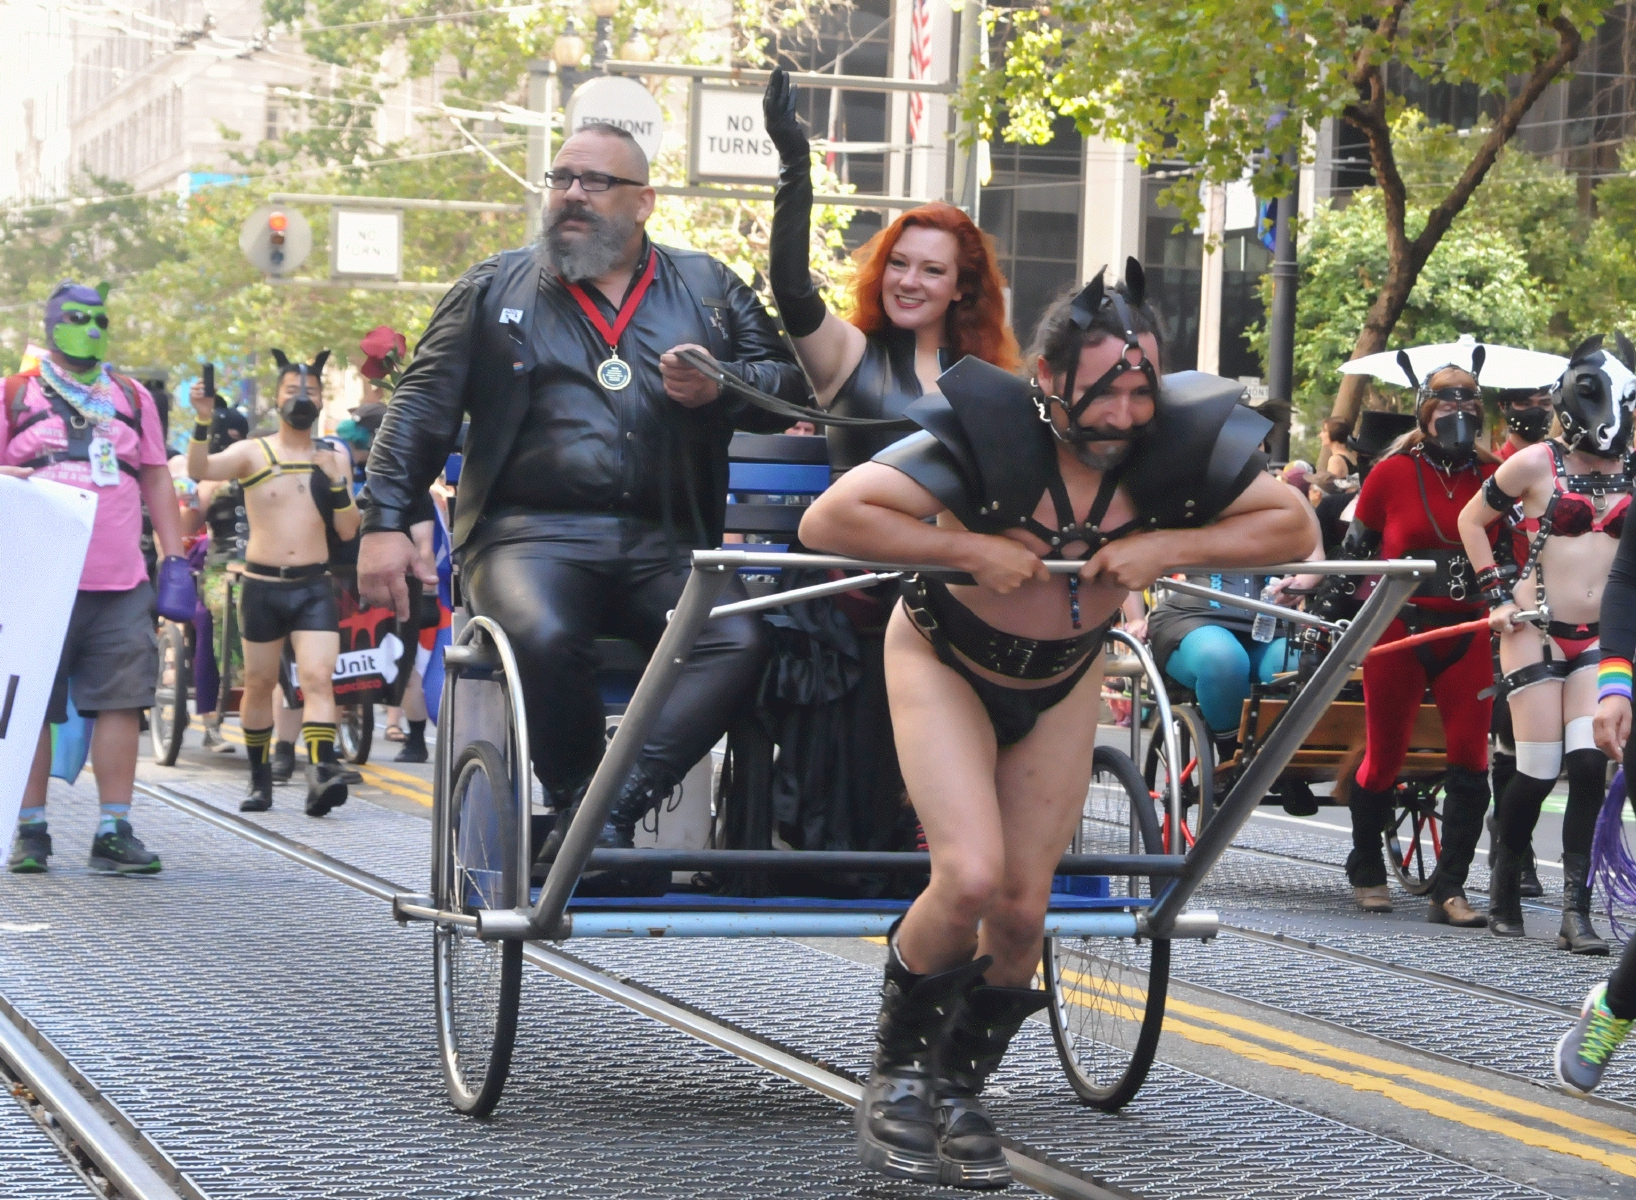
[239,574,339,644]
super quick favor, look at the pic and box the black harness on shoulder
[15,375,143,478]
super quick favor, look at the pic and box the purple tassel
[1591,768,1636,939]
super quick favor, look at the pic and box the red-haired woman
[762,69,1019,472]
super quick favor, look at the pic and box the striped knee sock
[244,725,274,767]
[302,722,338,765]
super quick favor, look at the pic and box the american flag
[906,0,932,143]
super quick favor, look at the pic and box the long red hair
[848,202,1020,371]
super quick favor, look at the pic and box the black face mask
[1505,405,1551,442]
[279,367,319,431]
[1425,411,1479,464]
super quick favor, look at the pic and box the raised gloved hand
[763,68,825,338]
[762,68,810,165]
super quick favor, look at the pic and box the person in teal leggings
[1145,572,1297,757]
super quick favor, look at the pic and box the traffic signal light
[268,210,288,267]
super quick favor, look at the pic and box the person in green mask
[4,280,192,875]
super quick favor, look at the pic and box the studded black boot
[856,932,989,1184]
[934,981,1050,1188]
[1558,851,1610,955]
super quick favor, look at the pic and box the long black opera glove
[763,68,826,339]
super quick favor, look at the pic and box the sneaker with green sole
[1556,982,1633,1095]
[88,820,162,875]
[8,824,50,873]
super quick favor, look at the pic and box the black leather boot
[934,982,1050,1188]
[1488,843,1527,937]
[241,760,273,813]
[1520,847,1544,899]
[532,763,676,896]
[270,740,295,784]
[1558,851,1610,955]
[304,760,348,817]
[857,932,989,1184]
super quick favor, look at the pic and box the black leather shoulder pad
[1123,371,1272,527]
[874,355,1054,531]
[873,430,980,524]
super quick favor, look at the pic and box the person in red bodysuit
[1340,367,1498,923]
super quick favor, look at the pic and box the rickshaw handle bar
[572,848,1186,874]
[1145,566,1427,936]
[1152,578,1345,632]
[689,550,1435,577]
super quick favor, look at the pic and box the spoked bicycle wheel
[1045,745,1170,1111]
[150,620,189,766]
[1144,702,1214,843]
[433,739,523,1116]
[1385,779,1443,896]
[338,703,374,765]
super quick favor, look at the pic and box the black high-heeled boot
[532,763,677,896]
[856,933,989,1184]
[934,981,1050,1188]
[1558,852,1610,955]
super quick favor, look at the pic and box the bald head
[563,124,649,183]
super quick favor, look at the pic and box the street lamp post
[589,0,618,68]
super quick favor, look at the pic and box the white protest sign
[693,87,778,183]
[565,76,664,165]
[330,208,403,279]
[0,476,97,838]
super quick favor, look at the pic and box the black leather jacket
[361,240,803,550]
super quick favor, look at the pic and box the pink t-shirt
[1,371,167,591]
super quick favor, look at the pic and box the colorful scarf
[38,356,118,427]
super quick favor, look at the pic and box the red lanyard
[563,251,658,352]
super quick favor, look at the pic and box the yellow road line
[214,725,431,806]
[1055,966,1636,1173]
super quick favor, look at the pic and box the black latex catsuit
[826,328,950,476]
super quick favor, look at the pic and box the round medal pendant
[597,355,632,391]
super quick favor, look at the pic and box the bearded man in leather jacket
[358,124,804,891]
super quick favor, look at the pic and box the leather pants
[463,513,767,802]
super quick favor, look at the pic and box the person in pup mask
[1336,364,1500,923]
[3,281,186,876]
[1457,335,1634,952]
[187,351,360,816]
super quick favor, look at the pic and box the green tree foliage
[967,0,1606,421]
[1250,188,1550,439]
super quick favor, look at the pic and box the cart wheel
[433,740,522,1117]
[1144,702,1214,840]
[150,621,189,766]
[339,704,374,765]
[1045,745,1170,1111]
[1385,780,1442,896]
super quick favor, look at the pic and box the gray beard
[538,206,637,283]
[1070,441,1133,471]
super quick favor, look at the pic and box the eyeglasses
[543,168,646,193]
[61,310,109,329]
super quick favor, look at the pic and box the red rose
[360,325,406,359]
